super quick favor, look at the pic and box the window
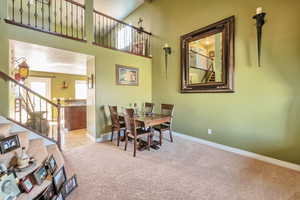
[75,80,87,99]
[117,26,132,50]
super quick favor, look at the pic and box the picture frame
[53,166,67,193]
[19,175,34,193]
[116,65,139,86]
[0,135,20,154]
[0,173,21,199]
[33,183,55,200]
[46,155,58,175]
[33,164,48,185]
[52,193,64,200]
[61,175,78,198]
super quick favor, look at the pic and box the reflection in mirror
[189,32,223,84]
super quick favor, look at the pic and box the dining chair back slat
[145,102,155,114]
[109,106,121,129]
[161,104,174,117]
[124,108,137,136]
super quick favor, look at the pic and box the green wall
[126,0,300,164]
[29,71,87,101]
[0,0,152,138]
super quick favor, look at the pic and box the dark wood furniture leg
[117,131,121,146]
[111,128,114,142]
[159,130,162,145]
[124,133,128,151]
[147,134,151,151]
[133,137,137,157]
[169,129,174,143]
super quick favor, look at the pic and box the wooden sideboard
[63,105,86,131]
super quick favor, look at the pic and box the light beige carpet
[63,135,300,200]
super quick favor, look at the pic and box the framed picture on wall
[116,65,139,86]
[0,135,20,154]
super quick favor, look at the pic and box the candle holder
[163,45,172,79]
[253,12,266,67]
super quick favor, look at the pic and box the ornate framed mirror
[180,16,235,93]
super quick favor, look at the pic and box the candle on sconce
[256,7,263,14]
[164,43,169,48]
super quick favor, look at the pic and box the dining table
[119,112,172,150]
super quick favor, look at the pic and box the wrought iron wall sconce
[62,81,69,89]
[163,43,172,79]
[253,7,266,67]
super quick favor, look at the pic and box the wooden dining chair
[154,104,175,145]
[109,105,125,146]
[144,102,155,114]
[123,108,151,157]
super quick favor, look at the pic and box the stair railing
[0,71,62,150]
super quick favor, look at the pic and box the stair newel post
[57,98,62,151]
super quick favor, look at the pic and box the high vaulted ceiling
[11,40,90,75]
[77,0,144,20]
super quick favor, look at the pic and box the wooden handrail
[93,9,152,36]
[65,0,85,9]
[190,50,214,62]
[0,71,58,107]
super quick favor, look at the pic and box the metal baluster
[48,0,51,31]
[135,29,137,54]
[123,24,126,49]
[12,0,15,21]
[105,17,108,47]
[81,8,83,39]
[51,106,54,139]
[101,15,104,45]
[76,5,79,38]
[46,101,48,137]
[94,12,97,43]
[27,0,30,25]
[57,99,62,150]
[60,0,62,34]
[116,23,119,49]
[71,3,73,37]
[149,34,151,56]
[20,0,23,24]
[113,21,115,48]
[19,86,21,122]
[40,98,42,133]
[142,33,144,56]
[42,0,44,29]
[95,14,101,44]
[109,19,112,48]
[34,0,37,27]
[54,0,57,32]
[26,91,29,124]
[83,10,86,38]
[66,1,68,36]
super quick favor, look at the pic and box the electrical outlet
[208,129,213,135]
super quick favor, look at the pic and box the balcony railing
[93,10,152,58]
[4,0,153,58]
[6,0,86,41]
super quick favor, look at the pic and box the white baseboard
[95,130,300,171]
[172,132,300,172]
[87,133,102,143]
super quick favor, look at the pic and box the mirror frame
[180,16,235,93]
